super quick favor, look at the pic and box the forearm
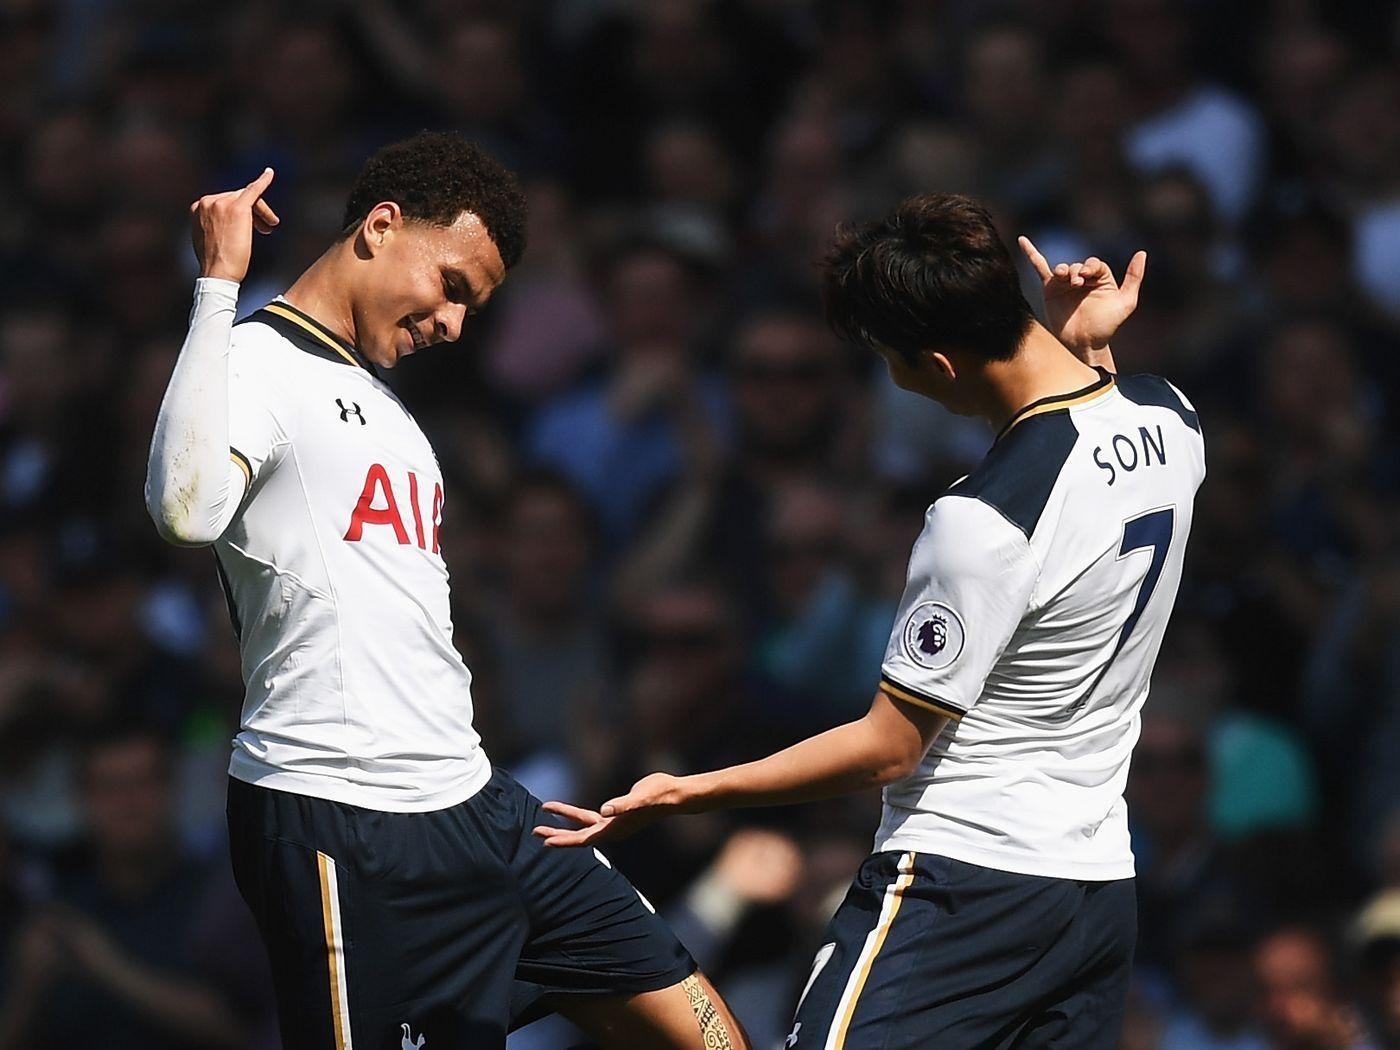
[682,717,910,811]
[145,278,244,546]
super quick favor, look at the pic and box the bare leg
[547,971,751,1050]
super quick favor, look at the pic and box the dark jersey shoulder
[1115,373,1200,432]
[942,409,1079,540]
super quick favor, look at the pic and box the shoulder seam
[949,408,1079,540]
[934,491,1046,589]
[938,490,1028,540]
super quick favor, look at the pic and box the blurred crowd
[0,0,1398,1046]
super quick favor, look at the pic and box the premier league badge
[918,615,947,656]
[902,601,965,670]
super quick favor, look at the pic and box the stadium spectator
[614,308,855,617]
[472,470,609,800]
[1111,0,1268,225]
[1256,926,1370,1050]
[528,237,729,547]
[0,1,1397,1040]
[1160,921,1269,1050]
[0,728,238,1049]
[1129,715,1251,979]
[1353,891,1400,1049]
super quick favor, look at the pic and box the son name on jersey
[1093,424,1166,486]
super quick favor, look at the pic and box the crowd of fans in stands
[0,0,1397,1046]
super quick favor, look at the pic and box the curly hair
[341,131,528,268]
[820,193,1033,364]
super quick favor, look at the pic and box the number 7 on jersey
[1108,507,1175,669]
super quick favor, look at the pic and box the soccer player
[145,133,748,1050]
[536,194,1205,1048]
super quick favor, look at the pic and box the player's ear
[360,202,403,256]
[925,349,957,382]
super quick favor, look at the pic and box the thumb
[600,796,631,817]
[1120,250,1147,305]
[238,167,276,203]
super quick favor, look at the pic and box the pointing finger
[1017,235,1053,280]
[237,167,276,204]
[540,801,602,826]
[538,822,609,847]
[533,826,588,846]
[533,825,582,842]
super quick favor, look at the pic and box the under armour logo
[336,399,366,425]
[401,1022,425,1048]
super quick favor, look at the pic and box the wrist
[676,772,714,813]
[194,275,241,299]
[1059,332,1106,354]
[1078,344,1117,372]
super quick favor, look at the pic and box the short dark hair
[342,131,528,268]
[820,193,1034,364]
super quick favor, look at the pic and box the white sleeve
[145,279,288,546]
[879,496,1039,720]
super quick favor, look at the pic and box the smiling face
[352,205,507,368]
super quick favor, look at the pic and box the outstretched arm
[1018,236,1146,374]
[145,169,279,546]
[533,690,948,848]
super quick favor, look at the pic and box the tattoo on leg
[682,975,734,1049]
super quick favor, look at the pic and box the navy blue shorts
[226,769,695,1050]
[787,851,1135,1050]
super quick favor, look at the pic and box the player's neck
[283,244,362,349]
[977,325,1103,433]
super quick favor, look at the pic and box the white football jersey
[876,370,1205,879]
[217,299,491,811]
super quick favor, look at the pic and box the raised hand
[534,772,690,848]
[1018,235,1145,368]
[189,167,280,283]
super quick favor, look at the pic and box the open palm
[1019,236,1146,359]
[533,772,687,848]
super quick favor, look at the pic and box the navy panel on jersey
[1115,373,1200,432]
[948,408,1080,539]
[787,852,1135,1050]
[227,770,694,1050]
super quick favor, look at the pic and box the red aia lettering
[345,464,444,551]
[431,483,443,554]
[344,463,410,544]
[407,471,426,549]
